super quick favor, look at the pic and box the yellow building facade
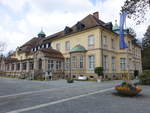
[0,12,142,80]
[51,25,142,79]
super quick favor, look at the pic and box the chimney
[93,12,99,19]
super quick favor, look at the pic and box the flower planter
[115,86,142,96]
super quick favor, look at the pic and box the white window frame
[42,45,45,48]
[38,46,40,50]
[65,58,70,70]
[111,39,115,49]
[88,35,95,46]
[103,36,108,48]
[128,41,131,51]
[56,43,60,51]
[112,57,116,71]
[79,55,84,69]
[56,61,59,70]
[48,60,54,70]
[59,61,61,69]
[65,41,70,51]
[71,56,76,69]
[120,58,126,71]
[46,43,49,48]
[88,55,95,70]
[31,48,33,51]
[103,55,109,71]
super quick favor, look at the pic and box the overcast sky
[0,0,149,53]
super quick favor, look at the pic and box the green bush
[66,78,74,83]
[94,67,103,77]
[139,70,150,85]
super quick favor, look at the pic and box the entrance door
[134,70,139,78]
[39,59,42,70]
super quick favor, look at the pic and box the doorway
[39,59,42,70]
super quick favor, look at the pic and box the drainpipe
[69,52,72,78]
[101,29,104,68]
[100,29,104,79]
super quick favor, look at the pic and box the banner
[119,12,128,49]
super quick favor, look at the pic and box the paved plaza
[0,78,149,113]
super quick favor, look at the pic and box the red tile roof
[38,47,64,59]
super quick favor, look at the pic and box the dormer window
[36,46,38,50]
[76,22,85,31]
[42,44,45,48]
[46,43,49,48]
[48,43,51,47]
[64,26,73,34]
[44,44,46,48]
[31,48,34,52]
[104,22,113,30]
[38,46,40,50]
[40,45,42,48]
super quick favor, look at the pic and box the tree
[94,67,104,77]
[142,25,150,70]
[142,25,150,48]
[7,50,14,57]
[121,0,150,24]
[128,27,137,37]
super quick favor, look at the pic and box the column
[42,58,46,72]
[34,59,38,70]
[9,64,11,72]
[14,63,17,72]
[61,61,64,70]
[54,60,56,71]
[20,62,23,72]
[45,58,48,72]
[27,61,30,72]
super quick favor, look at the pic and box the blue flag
[119,12,128,49]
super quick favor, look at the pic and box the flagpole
[125,16,130,82]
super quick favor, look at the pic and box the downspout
[100,29,104,68]
[69,52,72,78]
[100,28,104,79]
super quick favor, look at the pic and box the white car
[78,76,87,80]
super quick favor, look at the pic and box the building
[0,12,142,80]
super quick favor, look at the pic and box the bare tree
[121,0,150,24]
[7,50,14,57]
[128,27,137,37]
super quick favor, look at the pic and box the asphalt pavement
[0,77,149,113]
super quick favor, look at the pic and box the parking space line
[6,87,113,113]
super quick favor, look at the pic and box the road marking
[6,87,113,113]
[0,83,103,99]
[0,85,84,99]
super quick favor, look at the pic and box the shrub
[139,70,150,85]
[94,67,103,77]
[66,78,74,83]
